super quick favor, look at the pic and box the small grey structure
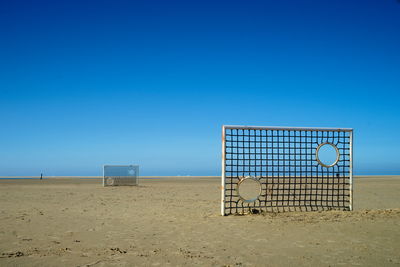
[221,125,353,215]
[103,165,139,186]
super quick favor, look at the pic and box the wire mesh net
[221,126,353,215]
[103,165,139,186]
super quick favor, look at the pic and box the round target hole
[316,142,340,168]
[237,177,262,203]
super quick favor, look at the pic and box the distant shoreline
[0,175,399,180]
[0,176,221,180]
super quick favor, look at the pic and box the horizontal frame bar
[223,125,353,132]
[103,165,139,167]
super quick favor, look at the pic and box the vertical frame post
[349,130,354,211]
[102,165,105,187]
[135,165,139,186]
[221,126,226,216]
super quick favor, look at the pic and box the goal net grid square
[103,165,139,186]
[221,125,353,215]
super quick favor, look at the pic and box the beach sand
[0,176,399,266]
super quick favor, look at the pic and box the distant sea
[0,177,46,179]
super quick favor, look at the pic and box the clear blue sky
[1,0,399,176]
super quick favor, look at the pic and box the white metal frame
[103,165,139,186]
[221,125,353,216]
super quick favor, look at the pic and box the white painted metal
[223,125,353,132]
[103,165,139,187]
[221,126,227,216]
[221,125,353,215]
[349,130,354,211]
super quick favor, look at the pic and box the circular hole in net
[106,178,115,186]
[237,177,261,203]
[317,143,339,167]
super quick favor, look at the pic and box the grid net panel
[103,165,139,186]
[221,126,352,215]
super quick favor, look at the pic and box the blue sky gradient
[1,0,399,176]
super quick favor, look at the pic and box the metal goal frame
[221,125,353,215]
[103,165,139,186]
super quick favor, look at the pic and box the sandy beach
[0,176,399,266]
